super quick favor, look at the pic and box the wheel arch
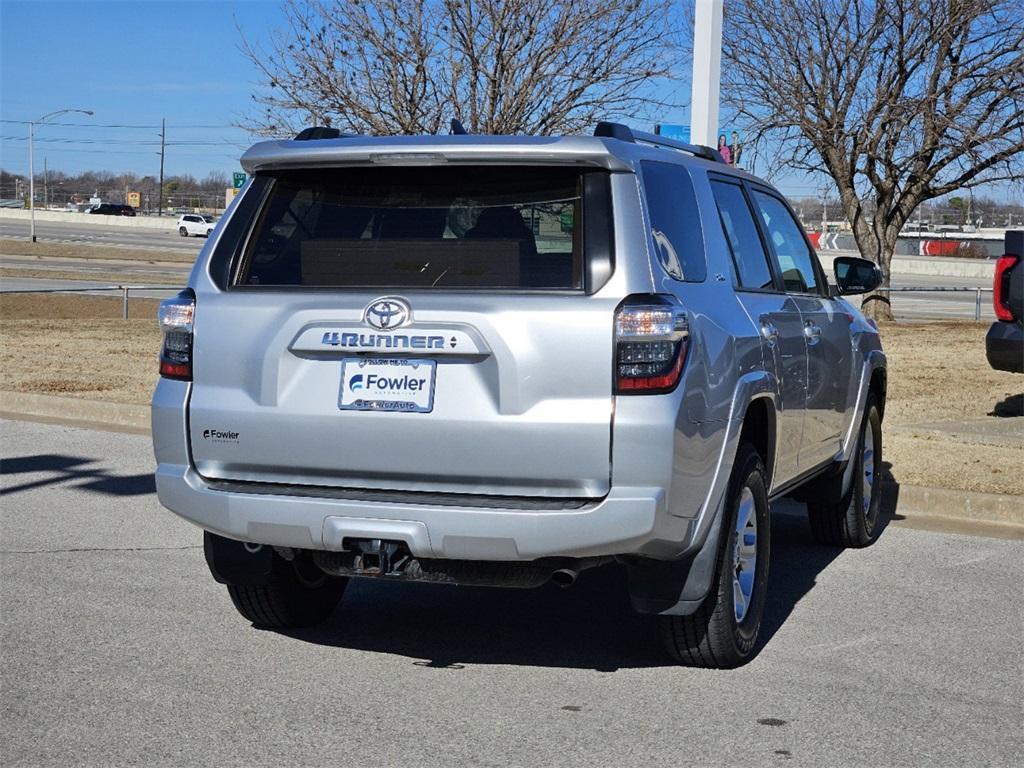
[738,394,776,489]
[869,365,887,421]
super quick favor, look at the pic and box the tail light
[993,254,1018,322]
[614,296,689,394]
[158,290,195,380]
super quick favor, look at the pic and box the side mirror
[833,256,882,295]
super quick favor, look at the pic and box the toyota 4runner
[152,123,887,668]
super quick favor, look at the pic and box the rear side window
[710,180,775,290]
[640,161,706,281]
[233,166,588,290]
[750,190,820,294]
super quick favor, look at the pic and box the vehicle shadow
[754,466,899,653]
[278,494,898,671]
[989,393,1024,418]
[283,562,669,671]
[0,453,156,497]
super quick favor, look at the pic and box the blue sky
[1,0,725,186]
[0,0,277,180]
[0,0,842,196]
[8,0,996,204]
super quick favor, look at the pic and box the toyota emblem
[364,297,411,330]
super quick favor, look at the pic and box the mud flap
[203,531,273,585]
[625,500,728,616]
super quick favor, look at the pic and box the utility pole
[690,0,724,147]
[43,157,48,210]
[157,117,166,217]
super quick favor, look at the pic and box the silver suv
[152,122,886,668]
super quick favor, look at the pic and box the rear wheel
[226,549,347,628]
[659,443,771,668]
[178,226,188,237]
[807,396,883,547]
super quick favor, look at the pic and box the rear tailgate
[187,164,617,498]
[188,292,615,496]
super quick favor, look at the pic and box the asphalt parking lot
[1,418,1021,767]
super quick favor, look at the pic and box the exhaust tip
[551,569,577,588]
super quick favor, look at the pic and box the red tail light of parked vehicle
[994,254,1020,322]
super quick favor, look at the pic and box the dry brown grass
[1,294,162,405]
[1,266,186,284]
[1,296,1021,494]
[0,237,193,263]
[877,321,1023,495]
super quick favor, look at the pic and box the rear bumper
[155,463,692,561]
[986,321,1024,373]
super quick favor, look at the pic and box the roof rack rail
[294,126,345,141]
[593,121,725,163]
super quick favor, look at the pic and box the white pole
[27,109,92,242]
[29,122,35,242]
[690,0,724,148]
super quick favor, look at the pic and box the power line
[0,119,247,130]
[1,136,247,148]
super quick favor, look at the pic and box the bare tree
[722,0,1024,319]
[239,0,680,137]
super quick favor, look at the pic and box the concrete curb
[1,391,1020,528]
[0,391,150,431]
[884,482,1023,526]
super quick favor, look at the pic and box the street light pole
[29,108,93,242]
[28,122,33,227]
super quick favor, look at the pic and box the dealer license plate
[338,358,436,413]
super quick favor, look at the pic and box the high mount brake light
[993,254,1019,322]
[614,298,689,394]
[158,291,195,381]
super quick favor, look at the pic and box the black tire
[659,442,771,668]
[226,550,347,629]
[178,226,189,237]
[807,396,883,548]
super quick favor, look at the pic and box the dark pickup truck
[987,230,1024,373]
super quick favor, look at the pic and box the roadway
[0,216,198,254]
[1,418,1021,767]
[853,272,995,321]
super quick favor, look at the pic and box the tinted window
[751,190,819,294]
[641,161,706,281]
[235,166,586,290]
[710,180,774,290]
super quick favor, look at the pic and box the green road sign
[232,173,246,189]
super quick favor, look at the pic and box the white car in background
[177,214,216,237]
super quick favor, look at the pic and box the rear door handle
[803,322,822,344]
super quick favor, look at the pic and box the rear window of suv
[233,166,588,290]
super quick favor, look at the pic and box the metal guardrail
[1,284,179,319]
[871,286,993,320]
[0,284,996,320]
